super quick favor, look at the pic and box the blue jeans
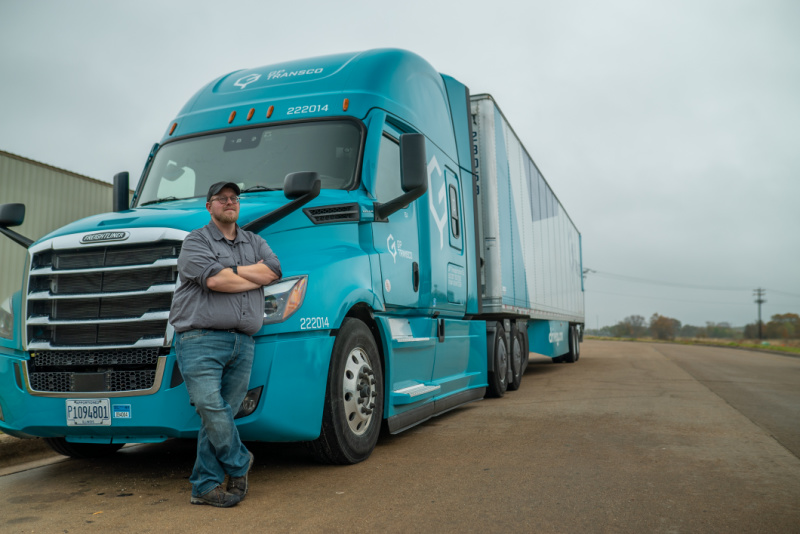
[175,329,254,497]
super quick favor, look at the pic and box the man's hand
[236,260,280,287]
[205,260,279,293]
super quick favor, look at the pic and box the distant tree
[705,322,736,339]
[611,315,647,338]
[764,313,800,339]
[743,322,760,339]
[649,313,681,340]
[679,324,702,338]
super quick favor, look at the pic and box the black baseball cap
[207,182,241,202]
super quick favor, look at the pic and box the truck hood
[35,196,292,244]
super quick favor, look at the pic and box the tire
[44,437,124,459]
[564,326,578,364]
[309,318,384,465]
[487,323,508,398]
[508,324,525,391]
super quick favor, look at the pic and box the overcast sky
[1,0,798,329]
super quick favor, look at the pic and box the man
[169,182,281,507]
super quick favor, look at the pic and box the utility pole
[753,288,766,339]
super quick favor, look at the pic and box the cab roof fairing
[159,49,459,161]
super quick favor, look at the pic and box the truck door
[372,130,421,309]
[426,161,467,313]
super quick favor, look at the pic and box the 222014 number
[300,317,330,330]
[287,104,329,115]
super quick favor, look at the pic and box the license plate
[66,399,111,426]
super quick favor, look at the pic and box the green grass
[585,336,800,355]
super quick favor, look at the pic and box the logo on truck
[386,234,412,263]
[267,68,324,80]
[80,231,130,244]
[234,74,261,89]
[427,156,447,249]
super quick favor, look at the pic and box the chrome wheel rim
[342,347,377,435]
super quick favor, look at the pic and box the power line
[587,289,752,306]
[584,269,800,298]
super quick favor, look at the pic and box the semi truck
[0,49,584,464]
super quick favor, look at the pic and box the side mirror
[0,203,25,227]
[0,203,33,248]
[284,171,322,200]
[242,172,321,234]
[113,172,129,212]
[374,133,428,221]
[400,133,427,193]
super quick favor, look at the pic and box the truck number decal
[287,104,329,115]
[300,317,330,330]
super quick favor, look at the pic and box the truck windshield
[135,120,361,206]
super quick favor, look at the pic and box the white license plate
[66,399,111,426]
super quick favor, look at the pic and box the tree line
[588,313,800,340]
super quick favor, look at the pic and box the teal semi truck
[0,49,584,464]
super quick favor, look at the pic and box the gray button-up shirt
[169,221,281,336]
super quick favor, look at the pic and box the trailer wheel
[487,323,508,398]
[508,325,525,391]
[309,318,383,465]
[44,437,124,459]
[564,326,579,364]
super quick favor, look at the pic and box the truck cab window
[135,120,362,207]
[449,184,460,238]
[374,134,403,202]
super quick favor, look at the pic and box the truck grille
[24,238,182,393]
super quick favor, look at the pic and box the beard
[213,210,238,224]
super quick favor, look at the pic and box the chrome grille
[25,235,184,393]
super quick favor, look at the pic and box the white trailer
[471,94,585,395]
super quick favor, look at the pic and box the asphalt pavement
[1,340,799,533]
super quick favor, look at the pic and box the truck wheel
[487,323,508,398]
[564,326,578,363]
[309,318,383,465]
[44,437,124,459]
[508,325,524,391]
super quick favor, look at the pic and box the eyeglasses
[211,196,240,205]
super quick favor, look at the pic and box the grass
[585,336,800,355]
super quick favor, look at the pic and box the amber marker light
[247,108,255,121]
[169,123,177,135]
[228,111,237,124]
[343,98,350,111]
[267,105,274,118]
[284,276,307,319]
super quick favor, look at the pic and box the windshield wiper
[139,196,182,206]
[241,185,280,193]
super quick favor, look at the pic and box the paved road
[2,341,799,533]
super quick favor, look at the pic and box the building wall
[0,150,117,305]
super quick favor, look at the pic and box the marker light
[267,105,274,118]
[263,275,308,324]
[343,98,349,111]
[247,108,255,121]
[228,111,237,124]
[169,123,177,135]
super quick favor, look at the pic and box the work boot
[190,484,241,508]
[227,451,255,499]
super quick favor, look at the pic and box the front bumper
[0,331,335,443]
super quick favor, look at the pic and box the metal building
[0,149,117,308]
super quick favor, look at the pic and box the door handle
[412,262,419,292]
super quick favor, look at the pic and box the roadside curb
[0,433,60,470]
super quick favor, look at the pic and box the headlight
[263,275,307,324]
[0,296,14,340]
